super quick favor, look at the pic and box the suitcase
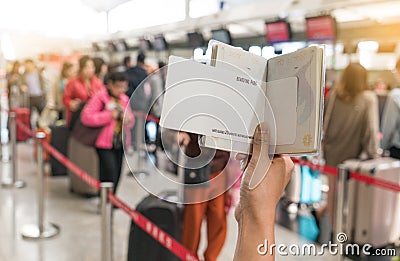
[68,136,99,197]
[343,158,400,247]
[300,165,322,204]
[10,108,31,141]
[127,146,185,261]
[127,192,182,261]
[49,125,69,176]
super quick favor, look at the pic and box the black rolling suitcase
[49,125,69,176]
[127,147,185,261]
[127,192,182,261]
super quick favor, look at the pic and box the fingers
[235,153,248,170]
[234,153,247,161]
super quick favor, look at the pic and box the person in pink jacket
[81,72,134,193]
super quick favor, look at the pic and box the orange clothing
[62,76,105,125]
[182,172,227,261]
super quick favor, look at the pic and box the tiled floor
[0,141,378,261]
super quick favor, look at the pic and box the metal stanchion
[177,145,186,205]
[100,182,113,261]
[21,132,59,239]
[333,164,349,260]
[130,115,148,176]
[1,112,25,188]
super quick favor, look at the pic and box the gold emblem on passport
[303,134,312,147]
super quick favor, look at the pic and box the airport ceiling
[0,0,398,38]
[81,0,130,12]
[80,0,267,12]
[1,0,399,59]
[79,0,397,14]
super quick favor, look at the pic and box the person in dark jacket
[125,53,150,151]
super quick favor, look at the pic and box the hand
[69,99,81,112]
[111,109,120,120]
[177,131,190,146]
[233,123,294,261]
[235,122,293,223]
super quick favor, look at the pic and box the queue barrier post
[21,132,59,239]
[1,112,26,188]
[130,114,148,176]
[333,164,349,260]
[101,182,113,261]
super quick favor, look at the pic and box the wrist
[238,209,276,230]
[235,210,276,261]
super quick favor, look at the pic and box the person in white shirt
[381,59,400,159]
[21,59,46,113]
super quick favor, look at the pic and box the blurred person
[21,59,46,113]
[80,72,134,194]
[179,131,229,261]
[147,61,167,161]
[233,123,294,260]
[125,52,148,100]
[125,52,150,151]
[113,55,132,73]
[320,62,379,226]
[52,62,75,119]
[147,62,165,137]
[62,55,105,126]
[122,55,132,70]
[151,61,166,127]
[93,57,108,84]
[7,61,24,108]
[381,59,400,159]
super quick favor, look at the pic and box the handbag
[69,102,85,130]
[71,102,104,147]
[71,119,103,147]
[184,164,211,186]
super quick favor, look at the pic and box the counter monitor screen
[211,29,232,45]
[306,15,336,41]
[153,35,168,51]
[265,21,291,43]
[139,38,152,52]
[187,32,205,48]
[115,39,128,52]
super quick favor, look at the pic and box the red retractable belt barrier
[108,192,199,261]
[16,119,101,190]
[132,111,160,124]
[291,157,338,176]
[349,171,400,193]
[291,157,400,193]
[14,118,198,261]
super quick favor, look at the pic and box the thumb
[250,122,269,162]
[247,122,271,190]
